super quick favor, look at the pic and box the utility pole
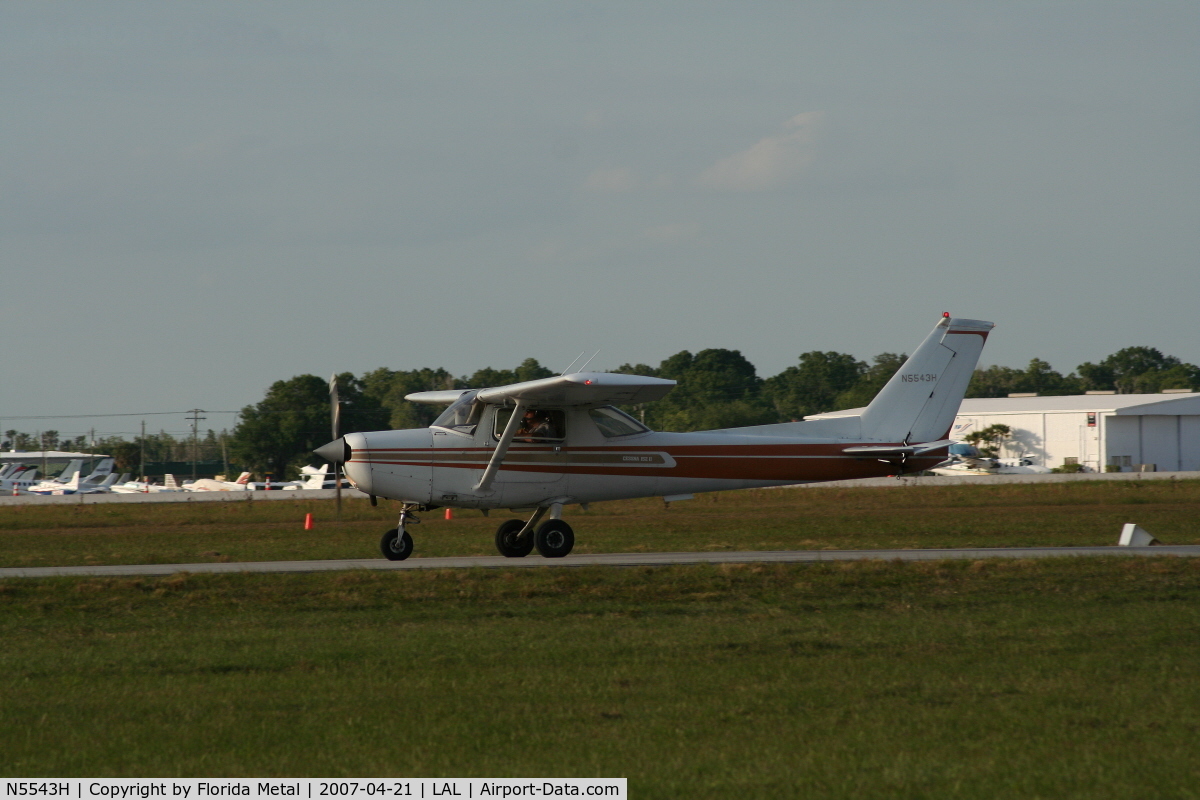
[140,420,146,481]
[186,409,206,481]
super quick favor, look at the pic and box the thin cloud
[697,112,825,191]
[583,167,640,193]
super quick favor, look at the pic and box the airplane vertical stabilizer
[860,316,993,444]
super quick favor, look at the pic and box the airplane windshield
[588,406,649,437]
[431,391,479,430]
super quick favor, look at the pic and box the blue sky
[3,1,1197,439]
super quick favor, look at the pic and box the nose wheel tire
[380,528,414,561]
[535,519,575,558]
[495,519,535,558]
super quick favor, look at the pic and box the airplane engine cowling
[343,429,433,505]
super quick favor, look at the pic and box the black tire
[380,528,414,561]
[535,519,575,558]
[495,519,534,558]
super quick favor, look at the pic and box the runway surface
[3,545,1199,579]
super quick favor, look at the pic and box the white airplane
[26,458,118,495]
[281,464,353,491]
[315,314,994,561]
[928,444,1052,476]
[1,464,39,494]
[20,458,84,490]
[111,474,185,493]
[183,472,253,492]
[0,463,25,481]
[20,458,86,494]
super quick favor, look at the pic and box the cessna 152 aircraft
[315,314,993,561]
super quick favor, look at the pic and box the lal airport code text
[3,782,625,800]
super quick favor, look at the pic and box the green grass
[3,559,1200,797]
[3,479,1200,568]
[4,483,1200,794]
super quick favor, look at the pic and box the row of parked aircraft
[1,460,346,495]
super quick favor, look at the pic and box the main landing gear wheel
[495,519,535,558]
[380,528,414,561]
[535,519,575,558]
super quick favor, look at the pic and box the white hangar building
[948,393,1200,472]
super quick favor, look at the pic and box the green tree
[647,349,776,431]
[107,440,142,473]
[832,353,908,411]
[1077,347,1198,393]
[964,423,1011,458]
[361,367,459,429]
[514,357,554,383]
[231,373,383,478]
[763,351,866,420]
[461,357,556,395]
[968,358,1082,398]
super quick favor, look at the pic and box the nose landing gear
[380,505,420,561]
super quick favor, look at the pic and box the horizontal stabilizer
[842,440,953,458]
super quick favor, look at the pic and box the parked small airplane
[280,464,353,491]
[111,474,185,493]
[929,443,1052,476]
[20,459,84,494]
[315,314,994,561]
[183,472,253,492]
[1,464,39,494]
[26,458,118,495]
[0,463,26,481]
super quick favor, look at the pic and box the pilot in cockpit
[517,410,556,439]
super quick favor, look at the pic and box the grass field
[3,481,1200,795]
[2,479,1200,568]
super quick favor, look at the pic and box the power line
[0,410,240,420]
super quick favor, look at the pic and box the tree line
[5,346,1195,480]
[1,429,230,475]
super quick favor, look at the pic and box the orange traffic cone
[444,508,453,520]
[304,513,314,530]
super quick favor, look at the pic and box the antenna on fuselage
[577,349,601,374]
[560,352,586,376]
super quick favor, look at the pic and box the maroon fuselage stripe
[352,443,945,482]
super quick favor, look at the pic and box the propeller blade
[329,373,341,440]
[328,374,344,521]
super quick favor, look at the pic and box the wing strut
[475,402,527,492]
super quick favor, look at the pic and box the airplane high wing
[315,314,994,561]
[407,372,676,408]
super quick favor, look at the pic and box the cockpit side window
[494,407,566,442]
[431,391,480,431]
[588,406,649,437]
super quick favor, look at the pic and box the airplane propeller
[329,373,342,518]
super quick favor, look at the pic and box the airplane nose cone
[314,437,350,464]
